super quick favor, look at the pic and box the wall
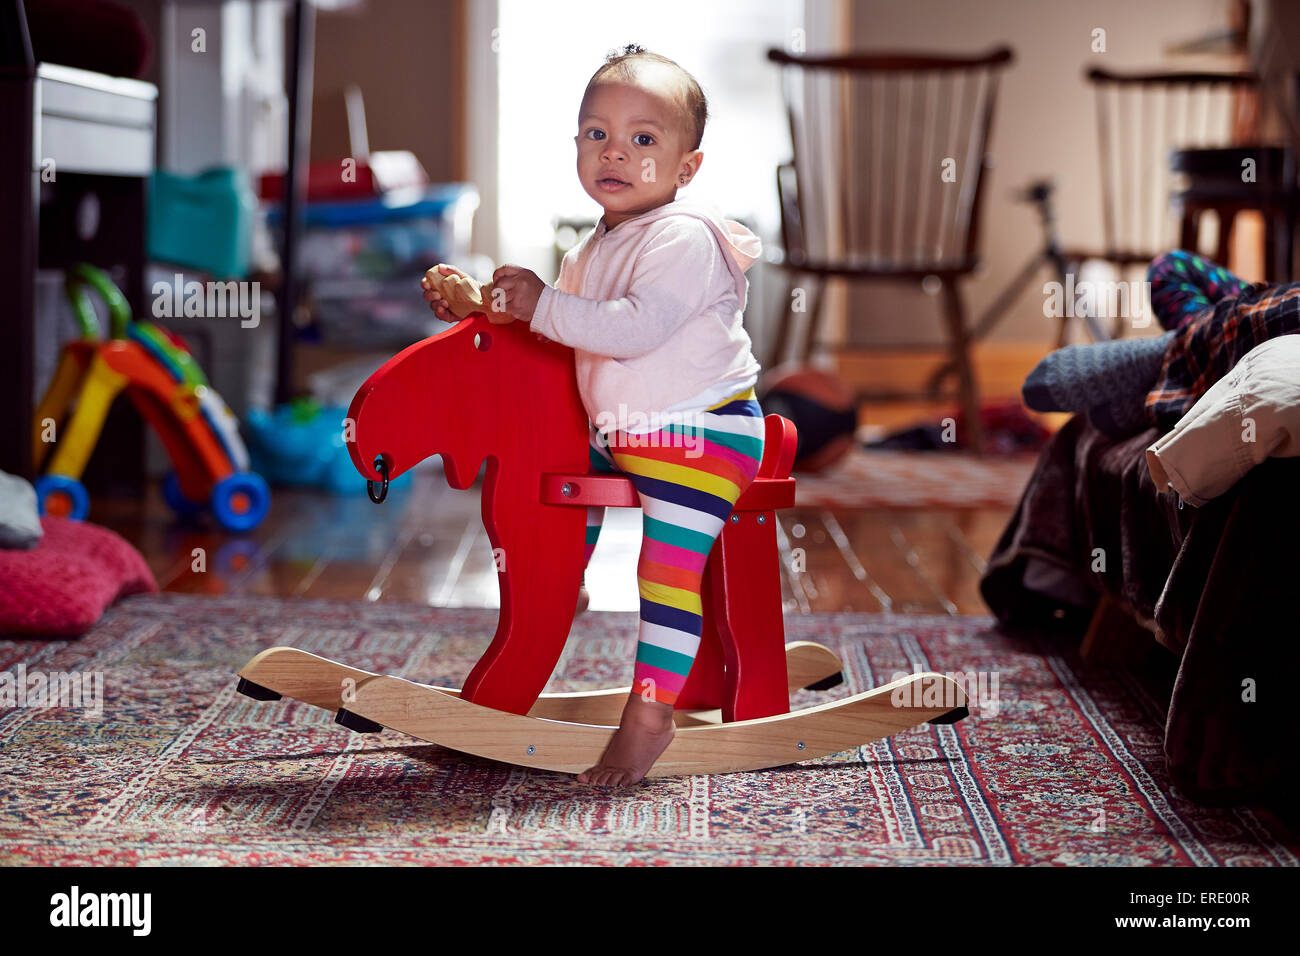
[109,0,464,180]
[310,0,464,182]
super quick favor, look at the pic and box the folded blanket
[1147,334,1300,505]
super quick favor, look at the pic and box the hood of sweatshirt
[595,198,763,277]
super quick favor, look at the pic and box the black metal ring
[367,455,389,503]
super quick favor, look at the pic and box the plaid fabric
[1146,282,1300,429]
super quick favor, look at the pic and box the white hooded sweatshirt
[528,198,764,435]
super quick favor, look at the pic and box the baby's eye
[633,133,655,147]
[585,128,606,141]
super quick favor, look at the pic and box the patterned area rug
[794,447,1039,509]
[1,594,1295,866]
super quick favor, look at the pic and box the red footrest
[539,473,796,511]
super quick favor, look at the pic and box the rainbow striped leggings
[583,386,766,707]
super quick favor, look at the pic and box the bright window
[496,0,803,275]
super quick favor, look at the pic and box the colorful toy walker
[33,264,269,533]
[235,290,969,778]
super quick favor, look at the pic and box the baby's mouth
[597,176,631,192]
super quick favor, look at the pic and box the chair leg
[1214,209,1234,272]
[939,280,985,456]
[1179,208,1200,256]
[1264,212,1278,284]
[769,271,797,369]
[1282,200,1296,282]
[1268,201,1294,283]
[1080,593,1153,668]
[799,276,826,364]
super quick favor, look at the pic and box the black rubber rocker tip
[929,705,969,725]
[804,671,845,691]
[236,678,282,702]
[335,708,383,734]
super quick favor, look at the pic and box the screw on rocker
[235,283,969,778]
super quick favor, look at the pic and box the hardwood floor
[91,461,1014,616]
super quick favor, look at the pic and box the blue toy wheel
[34,475,90,521]
[162,471,205,517]
[210,472,270,533]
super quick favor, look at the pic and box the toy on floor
[235,311,969,778]
[33,264,270,532]
[244,397,370,495]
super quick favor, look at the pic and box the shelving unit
[1,7,157,487]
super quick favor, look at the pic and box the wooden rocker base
[336,671,966,777]
[236,646,969,778]
[237,641,846,729]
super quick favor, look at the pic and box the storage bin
[264,183,479,347]
[147,167,256,279]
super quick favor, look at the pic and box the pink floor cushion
[0,516,158,636]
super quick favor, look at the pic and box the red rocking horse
[235,313,968,778]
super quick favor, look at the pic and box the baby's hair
[585,43,708,151]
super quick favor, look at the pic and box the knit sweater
[528,198,763,435]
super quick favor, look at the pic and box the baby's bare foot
[575,582,589,617]
[577,693,675,787]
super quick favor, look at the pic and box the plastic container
[264,183,479,347]
[148,167,256,278]
[244,399,375,495]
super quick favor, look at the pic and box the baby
[421,44,766,787]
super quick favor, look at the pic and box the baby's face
[576,71,699,228]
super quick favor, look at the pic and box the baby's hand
[421,264,464,323]
[491,264,546,323]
